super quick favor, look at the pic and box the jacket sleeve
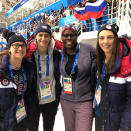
[90,51,97,99]
[24,62,39,130]
[0,87,17,131]
[120,76,131,130]
[54,50,62,102]
[26,41,36,59]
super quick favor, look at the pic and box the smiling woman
[94,24,131,131]
[0,30,35,131]
[98,30,115,64]
[60,24,96,131]
[1,31,27,67]
[26,23,62,131]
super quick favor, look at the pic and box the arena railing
[13,0,131,39]
[117,0,131,36]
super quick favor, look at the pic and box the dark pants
[13,118,28,131]
[29,100,59,131]
[95,114,103,131]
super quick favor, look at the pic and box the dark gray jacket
[60,43,96,102]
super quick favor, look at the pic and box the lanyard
[101,63,106,81]
[38,53,49,78]
[9,60,26,95]
[62,44,80,74]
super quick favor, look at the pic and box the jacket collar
[110,40,130,74]
[110,48,121,74]
[0,55,32,75]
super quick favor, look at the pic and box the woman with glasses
[26,23,61,131]
[0,31,35,131]
[60,25,96,131]
[94,24,131,131]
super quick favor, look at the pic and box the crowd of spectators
[9,0,118,39]
[11,3,77,36]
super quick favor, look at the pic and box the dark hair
[96,32,120,83]
[0,49,10,57]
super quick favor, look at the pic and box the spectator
[59,4,65,17]
[49,12,55,27]
[77,2,83,7]
[40,12,45,23]
[63,8,70,17]
[27,29,30,40]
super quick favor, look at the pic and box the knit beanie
[98,24,119,36]
[34,23,52,36]
[4,31,26,46]
[61,24,78,35]
[2,29,10,41]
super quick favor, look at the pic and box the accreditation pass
[39,81,52,100]
[16,98,27,123]
[63,77,72,94]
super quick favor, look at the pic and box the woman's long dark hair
[96,33,120,83]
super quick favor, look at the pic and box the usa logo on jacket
[0,79,17,89]
[1,79,9,86]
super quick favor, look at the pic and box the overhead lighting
[23,2,33,9]
[0,2,2,12]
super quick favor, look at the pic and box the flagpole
[81,21,83,33]
[94,19,96,31]
[108,3,110,19]
[111,0,114,24]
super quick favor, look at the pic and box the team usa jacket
[99,38,131,131]
[0,55,35,131]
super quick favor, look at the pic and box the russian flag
[74,0,106,20]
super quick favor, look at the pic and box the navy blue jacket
[0,55,35,131]
[99,38,131,131]
[26,42,62,128]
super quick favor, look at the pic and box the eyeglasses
[62,34,76,37]
[12,44,26,49]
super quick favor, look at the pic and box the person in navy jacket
[94,24,131,131]
[0,31,35,131]
[26,23,61,131]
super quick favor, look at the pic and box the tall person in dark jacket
[60,25,96,131]
[0,31,35,131]
[27,23,61,131]
[94,24,131,131]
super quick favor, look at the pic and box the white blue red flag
[74,0,106,20]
